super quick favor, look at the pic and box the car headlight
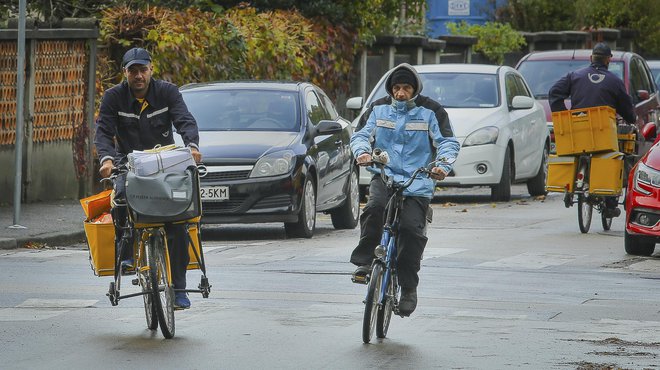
[463,126,499,147]
[251,150,296,178]
[633,162,660,195]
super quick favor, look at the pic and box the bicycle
[103,164,211,339]
[562,131,636,234]
[358,149,444,343]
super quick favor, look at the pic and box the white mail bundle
[127,145,196,176]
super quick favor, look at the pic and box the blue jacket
[549,62,636,123]
[94,79,199,165]
[351,64,460,198]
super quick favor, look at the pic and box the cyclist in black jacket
[94,47,202,310]
[549,43,636,218]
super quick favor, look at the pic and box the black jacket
[94,79,199,165]
[355,95,455,138]
[548,62,636,123]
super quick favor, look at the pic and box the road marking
[477,252,579,269]
[0,299,98,322]
[423,247,467,259]
[17,299,98,308]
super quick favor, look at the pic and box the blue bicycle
[360,151,442,343]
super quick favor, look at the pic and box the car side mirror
[510,95,534,110]
[346,97,363,110]
[316,120,343,135]
[641,122,657,141]
[637,90,650,101]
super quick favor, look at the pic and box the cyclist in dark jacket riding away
[548,42,636,218]
[94,47,202,310]
[350,63,460,316]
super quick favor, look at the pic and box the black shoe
[398,287,417,316]
[351,265,370,284]
[603,207,621,218]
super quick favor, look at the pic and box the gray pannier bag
[126,167,201,224]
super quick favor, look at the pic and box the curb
[0,231,87,250]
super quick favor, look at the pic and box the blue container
[426,0,505,37]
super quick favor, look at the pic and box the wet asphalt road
[1,184,660,369]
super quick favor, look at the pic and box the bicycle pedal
[351,275,369,285]
[131,279,139,286]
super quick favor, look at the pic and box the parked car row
[172,49,659,250]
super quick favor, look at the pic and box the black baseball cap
[122,47,152,68]
[592,42,613,57]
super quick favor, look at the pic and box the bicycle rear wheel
[362,263,383,344]
[149,231,175,339]
[376,271,394,339]
[140,238,157,330]
[601,211,613,231]
[577,194,592,233]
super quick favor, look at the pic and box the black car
[178,81,360,238]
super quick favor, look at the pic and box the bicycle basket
[126,167,201,223]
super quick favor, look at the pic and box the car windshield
[517,60,624,98]
[369,72,499,108]
[650,67,660,88]
[182,89,300,132]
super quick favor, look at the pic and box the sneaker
[120,259,134,275]
[398,287,417,317]
[174,292,191,310]
[351,265,370,284]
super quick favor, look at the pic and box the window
[305,90,330,125]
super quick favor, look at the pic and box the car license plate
[200,186,229,201]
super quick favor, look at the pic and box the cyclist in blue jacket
[549,42,636,218]
[350,63,460,316]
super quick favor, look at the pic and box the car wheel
[491,146,512,202]
[331,166,360,229]
[285,177,316,238]
[624,229,656,256]
[526,144,549,196]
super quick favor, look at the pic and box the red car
[625,123,660,255]
[516,49,660,156]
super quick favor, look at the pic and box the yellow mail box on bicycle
[546,155,577,193]
[552,106,618,156]
[589,151,624,196]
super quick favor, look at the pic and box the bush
[447,21,526,65]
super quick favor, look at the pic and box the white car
[346,64,550,202]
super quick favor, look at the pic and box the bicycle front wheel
[149,230,175,339]
[140,237,157,330]
[362,263,383,343]
[376,271,394,339]
[577,194,592,233]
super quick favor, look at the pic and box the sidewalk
[0,200,86,249]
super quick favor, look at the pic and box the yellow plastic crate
[546,155,577,193]
[589,151,624,195]
[187,225,202,270]
[617,133,636,154]
[84,221,116,277]
[552,106,618,156]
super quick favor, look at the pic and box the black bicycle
[359,150,445,343]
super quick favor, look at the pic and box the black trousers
[350,176,430,289]
[113,172,189,290]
